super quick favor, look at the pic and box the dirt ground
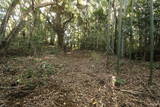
[0,50,160,107]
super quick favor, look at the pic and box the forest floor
[0,47,160,107]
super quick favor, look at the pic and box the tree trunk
[50,35,55,45]
[121,34,125,58]
[0,0,19,44]
[114,17,118,54]
[148,0,154,85]
[129,0,134,60]
[57,31,65,49]
[117,0,123,73]
[112,0,118,54]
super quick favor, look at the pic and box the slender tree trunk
[112,0,118,54]
[117,0,123,73]
[114,18,118,54]
[121,34,124,57]
[96,34,99,49]
[28,0,36,49]
[107,0,111,50]
[148,0,154,85]
[129,0,134,60]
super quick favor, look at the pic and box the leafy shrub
[115,78,126,87]
[49,47,61,55]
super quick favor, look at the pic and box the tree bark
[148,0,154,85]
[0,0,19,44]
[129,0,134,60]
[117,0,123,73]
[57,31,65,49]
[112,0,118,54]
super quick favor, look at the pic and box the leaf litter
[0,50,160,107]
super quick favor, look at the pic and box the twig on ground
[115,88,143,96]
[0,85,26,90]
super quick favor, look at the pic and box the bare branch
[63,14,74,28]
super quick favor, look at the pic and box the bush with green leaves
[115,78,126,87]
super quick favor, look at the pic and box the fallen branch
[115,88,160,100]
[0,85,25,90]
[0,87,18,90]
[115,88,143,96]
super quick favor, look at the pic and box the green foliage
[49,47,62,55]
[16,62,57,86]
[93,8,106,21]
[22,70,37,78]
[115,78,126,86]
[147,63,160,70]
[39,62,56,76]
[153,63,160,69]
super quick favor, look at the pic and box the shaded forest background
[0,0,159,60]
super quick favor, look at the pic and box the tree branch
[0,0,20,40]
[63,14,74,28]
